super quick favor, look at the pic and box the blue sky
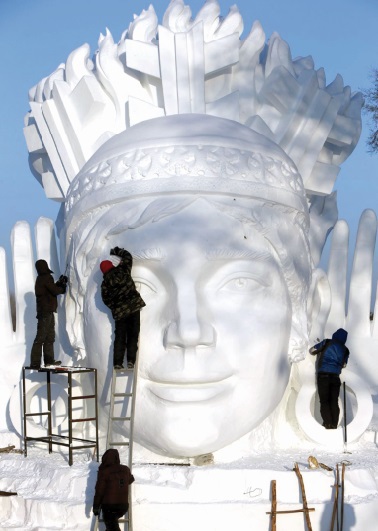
[0,0,377,273]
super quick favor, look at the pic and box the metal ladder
[94,362,138,531]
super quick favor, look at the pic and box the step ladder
[94,361,138,531]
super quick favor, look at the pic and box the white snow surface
[2,1,377,529]
[1,431,378,530]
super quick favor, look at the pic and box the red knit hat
[100,260,114,274]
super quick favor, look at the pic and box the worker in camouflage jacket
[100,247,145,370]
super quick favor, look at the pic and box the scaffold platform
[22,366,99,465]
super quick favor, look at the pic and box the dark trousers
[30,313,56,366]
[317,373,341,427]
[113,311,140,366]
[102,503,128,531]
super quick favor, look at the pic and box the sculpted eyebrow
[133,248,165,261]
[132,248,273,262]
[205,249,274,262]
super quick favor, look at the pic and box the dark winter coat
[310,328,349,375]
[93,449,135,510]
[101,250,145,321]
[34,260,66,318]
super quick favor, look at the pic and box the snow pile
[1,436,378,530]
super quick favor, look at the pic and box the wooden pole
[294,463,313,531]
[330,463,340,531]
[340,463,345,530]
[271,480,277,531]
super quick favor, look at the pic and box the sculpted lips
[146,376,235,403]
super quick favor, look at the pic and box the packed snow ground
[1,430,378,530]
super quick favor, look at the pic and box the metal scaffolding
[22,366,99,466]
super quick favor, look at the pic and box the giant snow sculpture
[2,0,376,458]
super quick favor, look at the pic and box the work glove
[56,275,68,291]
[110,246,123,256]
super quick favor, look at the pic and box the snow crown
[64,114,308,222]
[24,0,362,204]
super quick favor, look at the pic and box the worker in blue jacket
[309,328,349,429]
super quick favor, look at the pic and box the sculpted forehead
[120,200,276,261]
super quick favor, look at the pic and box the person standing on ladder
[29,259,68,369]
[93,448,135,530]
[100,247,145,370]
[309,328,349,429]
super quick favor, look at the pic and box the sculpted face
[83,199,295,456]
[65,114,312,457]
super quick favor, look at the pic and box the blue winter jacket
[310,328,349,375]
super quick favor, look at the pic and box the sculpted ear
[307,268,331,344]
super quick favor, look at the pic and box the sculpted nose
[164,285,215,349]
[165,320,216,349]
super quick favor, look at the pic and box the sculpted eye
[219,275,269,292]
[134,279,156,298]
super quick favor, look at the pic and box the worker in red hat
[100,247,145,370]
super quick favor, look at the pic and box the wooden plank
[266,509,316,515]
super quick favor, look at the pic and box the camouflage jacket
[101,250,145,320]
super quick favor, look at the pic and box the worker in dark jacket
[29,259,68,369]
[92,448,135,530]
[309,328,349,429]
[100,247,145,370]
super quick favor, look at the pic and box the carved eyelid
[218,273,271,290]
[134,277,157,294]
[210,260,275,290]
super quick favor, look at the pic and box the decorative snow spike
[24,0,362,202]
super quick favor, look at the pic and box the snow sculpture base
[1,443,378,530]
[132,460,378,531]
